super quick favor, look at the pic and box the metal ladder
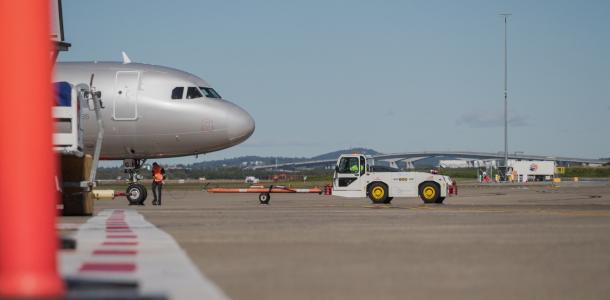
[53,76,105,191]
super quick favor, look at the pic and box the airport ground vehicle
[209,154,454,205]
[332,154,452,204]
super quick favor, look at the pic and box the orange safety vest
[152,166,163,183]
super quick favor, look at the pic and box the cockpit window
[186,86,203,99]
[199,87,222,99]
[171,87,184,99]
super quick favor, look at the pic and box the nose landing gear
[124,159,148,205]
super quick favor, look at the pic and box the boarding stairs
[53,81,84,156]
[53,78,105,215]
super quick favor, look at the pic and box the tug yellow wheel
[368,183,388,204]
[423,186,435,199]
[419,182,440,204]
[372,187,385,199]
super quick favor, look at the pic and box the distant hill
[311,148,381,160]
[188,148,381,169]
[189,155,309,170]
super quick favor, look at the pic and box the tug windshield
[338,157,359,174]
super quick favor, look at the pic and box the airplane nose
[227,104,255,143]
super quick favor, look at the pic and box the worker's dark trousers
[152,181,163,205]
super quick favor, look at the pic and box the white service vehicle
[507,160,555,182]
[245,176,260,184]
[332,154,452,204]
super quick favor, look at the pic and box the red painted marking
[79,263,136,273]
[106,226,130,229]
[102,241,139,246]
[105,230,133,233]
[106,235,137,239]
[93,249,137,256]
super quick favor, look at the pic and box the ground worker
[349,158,364,174]
[151,162,166,206]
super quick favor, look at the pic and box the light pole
[500,13,511,181]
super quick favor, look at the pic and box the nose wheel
[124,159,148,205]
[259,193,270,205]
[127,183,147,205]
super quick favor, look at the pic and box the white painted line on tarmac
[60,209,229,300]
[56,223,81,230]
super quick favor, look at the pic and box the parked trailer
[207,185,322,204]
[507,160,555,182]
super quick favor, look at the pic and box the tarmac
[59,181,610,300]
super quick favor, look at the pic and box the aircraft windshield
[171,87,184,99]
[186,87,203,99]
[199,87,222,99]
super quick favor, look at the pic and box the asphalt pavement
[61,181,610,300]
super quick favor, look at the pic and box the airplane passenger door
[113,71,140,120]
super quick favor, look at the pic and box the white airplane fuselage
[54,62,255,160]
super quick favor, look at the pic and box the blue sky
[60,0,610,165]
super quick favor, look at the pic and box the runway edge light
[0,0,65,298]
